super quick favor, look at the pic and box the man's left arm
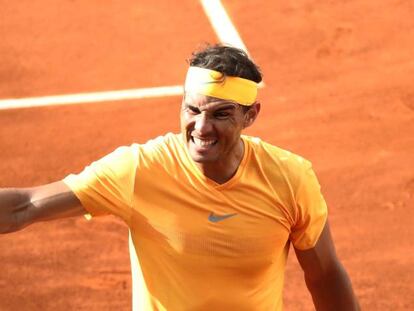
[294,221,360,311]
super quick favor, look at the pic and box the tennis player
[0,44,359,310]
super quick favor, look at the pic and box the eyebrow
[184,103,237,112]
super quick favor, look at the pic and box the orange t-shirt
[63,133,327,311]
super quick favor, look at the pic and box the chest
[131,172,293,259]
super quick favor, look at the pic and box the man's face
[180,92,250,164]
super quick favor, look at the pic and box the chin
[189,150,215,163]
[188,145,219,163]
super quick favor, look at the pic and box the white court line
[200,0,248,52]
[0,86,183,110]
[200,0,265,87]
[0,0,261,110]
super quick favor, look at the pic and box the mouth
[190,135,218,149]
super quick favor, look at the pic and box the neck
[195,139,245,184]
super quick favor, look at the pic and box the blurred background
[0,0,413,310]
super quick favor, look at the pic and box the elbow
[304,262,360,310]
[304,260,345,289]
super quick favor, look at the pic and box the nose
[194,113,213,135]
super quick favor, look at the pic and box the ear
[243,103,261,128]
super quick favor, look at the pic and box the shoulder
[139,132,182,158]
[242,135,312,180]
[140,132,181,150]
[132,133,185,171]
[87,133,180,171]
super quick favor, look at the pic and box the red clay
[1,0,414,310]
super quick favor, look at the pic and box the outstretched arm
[295,221,360,310]
[0,181,85,234]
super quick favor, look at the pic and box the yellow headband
[184,66,258,106]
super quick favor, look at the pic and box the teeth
[193,137,216,147]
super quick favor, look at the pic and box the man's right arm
[0,181,86,234]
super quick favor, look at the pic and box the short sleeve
[290,161,328,250]
[63,144,140,224]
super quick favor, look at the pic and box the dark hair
[188,43,263,83]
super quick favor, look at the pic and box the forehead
[182,92,238,110]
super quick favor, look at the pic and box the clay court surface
[0,0,413,310]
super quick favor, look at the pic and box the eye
[214,111,231,119]
[186,106,200,115]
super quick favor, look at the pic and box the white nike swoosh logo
[208,212,237,223]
